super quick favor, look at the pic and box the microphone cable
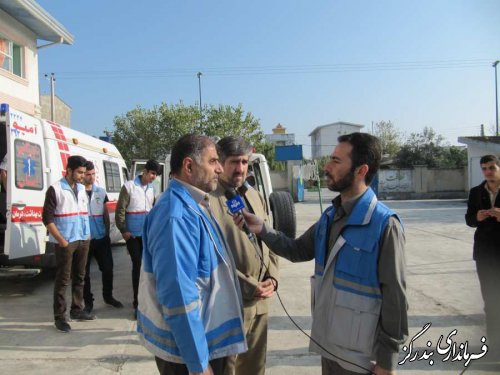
[237,211,376,375]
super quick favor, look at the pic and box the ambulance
[0,103,128,268]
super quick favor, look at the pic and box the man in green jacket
[210,136,279,375]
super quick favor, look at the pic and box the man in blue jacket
[235,133,408,375]
[137,134,246,375]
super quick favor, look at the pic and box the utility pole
[45,73,56,121]
[197,72,203,126]
[493,60,499,135]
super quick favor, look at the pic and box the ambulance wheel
[269,191,296,239]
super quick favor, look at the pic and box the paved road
[1,191,498,374]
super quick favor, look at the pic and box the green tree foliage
[373,120,402,158]
[111,102,264,165]
[436,145,468,168]
[394,127,467,168]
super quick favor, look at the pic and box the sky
[35,0,500,158]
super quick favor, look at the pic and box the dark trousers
[83,236,114,307]
[321,357,370,375]
[476,251,500,346]
[155,356,228,375]
[126,236,142,309]
[53,240,90,321]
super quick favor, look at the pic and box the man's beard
[326,170,355,192]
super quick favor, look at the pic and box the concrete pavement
[0,190,499,374]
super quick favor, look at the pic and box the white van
[131,152,297,239]
[0,103,128,268]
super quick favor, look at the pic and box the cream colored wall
[0,8,40,116]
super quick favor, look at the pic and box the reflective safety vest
[124,176,155,237]
[88,184,107,240]
[50,178,90,243]
[310,187,400,371]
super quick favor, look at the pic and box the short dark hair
[66,155,87,171]
[145,159,162,175]
[479,155,500,166]
[84,161,95,171]
[337,132,382,185]
[217,136,253,162]
[170,134,215,175]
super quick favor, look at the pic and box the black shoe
[83,304,93,314]
[70,310,97,321]
[55,320,71,333]
[104,297,124,308]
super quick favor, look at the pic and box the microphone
[224,189,253,238]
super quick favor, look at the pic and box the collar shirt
[484,183,499,207]
[326,191,364,260]
[174,178,212,216]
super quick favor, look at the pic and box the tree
[373,120,402,158]
[394,127,466,168]
[437,145,468,168]
[202,104,264,146]
[111,102,264,165]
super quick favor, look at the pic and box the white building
[265,123,295,146]
[0,0,73,116]
[458,136,500,189]
[309,121,364,159]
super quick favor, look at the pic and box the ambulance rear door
[4,107,48,259]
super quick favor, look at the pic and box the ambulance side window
[103,161,121,193]
[14,140,43,190]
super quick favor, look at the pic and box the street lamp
[197,72,203,126]
[494,60,499,136]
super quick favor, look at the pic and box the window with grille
[103,161,121,192]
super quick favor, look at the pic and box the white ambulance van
[0,103,128,268]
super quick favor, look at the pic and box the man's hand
[477,209,491,222]
[254,278,275,299]
[488,207,500,221]
[122,232,133,241]
[372,364,395,375]
[189,364,214,375]
[233,209,264,235]
[58,239,69,248]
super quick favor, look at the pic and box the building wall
[40,95,72,127]
[378,167,467,199]
[0,8,40,116]
[269,171,288,191]
[265,133,295,145]
[311,124,362,158]
[466,144,499,189]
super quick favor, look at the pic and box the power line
[45,58,494,80]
